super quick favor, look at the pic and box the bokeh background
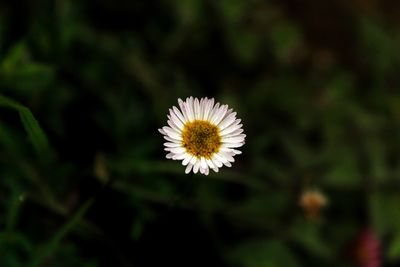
[1,0,400,266]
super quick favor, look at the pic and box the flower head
[299,188,328,221]
[159,97,245,175]
[353,228,381,267]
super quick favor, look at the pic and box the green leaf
[130,220,144,240]
[290,219,333,259]
[270,22,303,63]
[388,231,400,261]
[226,239,300,267]
[19,107,50,156]
[360,18,398,74]
[0,121,24,154]
[227,29,259,65]
[1,43,30,73]
[0,42,54,93]
[28,198,95,267]
[218,0,247,24]
[225,192,288,230]
[369,192,400,236]
[5,63,55,92]
[365,138,388,183]
[0,232,34,266]
[323,147,361,189]
[0,94,23,109]
[171,0,203,25]
[0,94,51,158]
[6,191,25,232]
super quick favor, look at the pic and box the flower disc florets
[182,120,221,159]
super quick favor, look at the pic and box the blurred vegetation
[1,0,400,266]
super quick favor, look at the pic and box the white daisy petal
[189,97,196,118]
[220,151,235,162]
[172,106,186,124]
[182,155,192,166]
[206,159,215,169]
[170,109,185,129]
[199,98,205,119]
[214,153,228,164]
[173,153,186,160]
[183,104,192,122]
[220,123,243,136]
[222,142,244,148]
[164,142,181,148]
[211,157,223,168]
[165,131,182,141]
[169,147,186,154]
[202,98,209,120]
[210,104,223,124]
[219,147,232,152]
[178,98,189,122]
[193,161,200,174]
[204,98,214,120]
[185,98,194,121]
[194,98,200,119]
[185,163,193,174]
[166,153,174,159]
[199,167,205,174]
[163,125,179,134]
[233,149,242,154]
[163,126,182,140]
[213,105,229,125]
[167,113,181,128]
[222,128,244,138]
[212,167,219,173]
[218,112,237,130]
[163,135,180,142]
[204,167,209,175]
[167,119,181,133]
[222,136,246,143]
[169,118,184,133]
[219,147,243,156]
[200,97,208,120]
[208,102,220,122]
[224,161,232,167]
[200,157,207,169]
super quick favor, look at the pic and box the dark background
[1,0,400,266]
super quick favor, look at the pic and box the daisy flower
[159,97,245,175]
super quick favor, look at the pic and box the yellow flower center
[182,120,221,159]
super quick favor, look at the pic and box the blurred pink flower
[353,228,381,267]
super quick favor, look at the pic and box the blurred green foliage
[1,0,400,266]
